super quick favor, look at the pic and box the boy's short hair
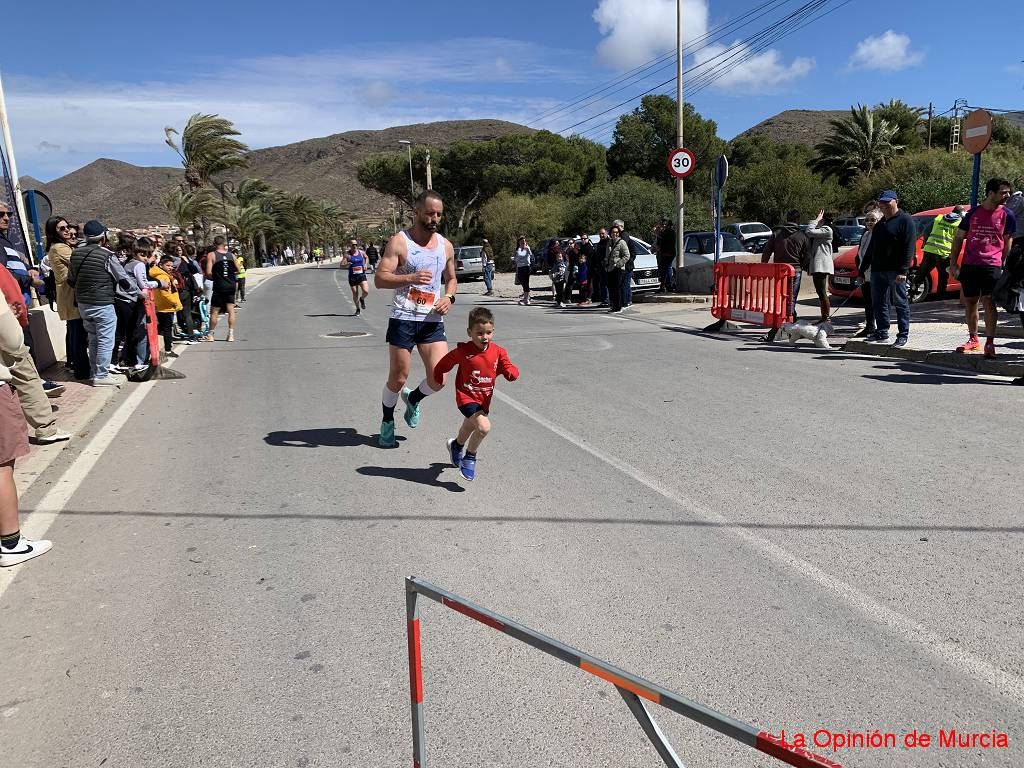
[133,237,154,258]
[468,306,494,328]
[159,254,174,264]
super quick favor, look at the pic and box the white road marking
[493,389,1024,708]
[0,378,158,599]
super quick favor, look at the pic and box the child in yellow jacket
[149,255,183,355]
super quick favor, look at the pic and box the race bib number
[352,265,364,274]
[405,287,436,314]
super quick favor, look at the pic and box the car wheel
[907,270,930,304]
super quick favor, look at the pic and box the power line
[528,0,802,128]
[564,0,848,143]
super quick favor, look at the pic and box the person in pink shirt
[949,178,1016,358]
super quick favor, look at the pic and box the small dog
[775,321,833,350]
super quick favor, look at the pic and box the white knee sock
[382,386,400,408]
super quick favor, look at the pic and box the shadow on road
[356,463,464,493]
[264,427,395,448]
[304,313,350,318]
[863,371,1010,386]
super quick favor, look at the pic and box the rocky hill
[21,119,533,229]
[732,109,848,146]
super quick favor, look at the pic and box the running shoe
[865,332,890,343]
[43,381,65,398]
[459,454,476,482]
[227,330,235,342]
[984,339,996,358]
[892,335,908,348]
[0,536,53,567]
[446,438,463,468]
[956,336,981,353]
[378,420,397,448]
[360,297,366,310]
[401,387,421,428]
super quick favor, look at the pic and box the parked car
[829,205,966,304]
[833,216,866,228]
[721,221,772,246]
[453,245,484,280]
[672,232,752,293]
[743,233,772,254]
[833,225,865,247]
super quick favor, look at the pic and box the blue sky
[3,0,1020,181]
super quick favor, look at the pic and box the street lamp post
[398,139,414,201]
[675,0,685,274]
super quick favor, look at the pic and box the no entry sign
[962,109,993,155]
[667,147,696,179]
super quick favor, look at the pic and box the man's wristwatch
[445,293,455,304]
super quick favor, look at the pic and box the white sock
[382,386,400,408]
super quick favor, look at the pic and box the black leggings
[157,312,174,353]
[812,273,829,302]
[516,266,531,292]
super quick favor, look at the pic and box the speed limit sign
[667,147,696,179]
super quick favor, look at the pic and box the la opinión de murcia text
[772,728,1010,753]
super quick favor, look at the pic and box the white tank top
[390,230,448,322]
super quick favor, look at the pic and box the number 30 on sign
[667,148,696,179]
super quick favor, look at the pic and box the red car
[830,205,967,303]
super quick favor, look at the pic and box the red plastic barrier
[711,262,796,329]
[144,290,160,367]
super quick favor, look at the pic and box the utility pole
[927,102,933,149]
[425,150,432,190]
[675,0,685,273]
[399,139,414,200]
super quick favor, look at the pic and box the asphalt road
[3,266,1021,768]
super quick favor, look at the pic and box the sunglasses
[0,211,11,218]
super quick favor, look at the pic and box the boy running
[433,307,519,481]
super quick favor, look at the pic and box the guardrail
[405,576,841,768]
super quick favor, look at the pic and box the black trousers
[607,268,623,311]
[861,280,875,330]
[553,280,566,304]
[157,312,174,353]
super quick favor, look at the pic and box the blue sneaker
[459,455,476,482]
[446,438,463,467]
[378,420,397,448]
[401,387,421,428]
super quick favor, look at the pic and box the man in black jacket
[857,190,915,347]
[760,209,809,340]
[69,220,127,386]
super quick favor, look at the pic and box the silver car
[454,245,484,280]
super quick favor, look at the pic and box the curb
[636,294,712,304]
[843,339,1024,378]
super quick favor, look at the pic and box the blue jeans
[79,303,117,379]
[622,266,633,306]
[870,270,910,338]
[483,263,494,293]
[790,270,802,321]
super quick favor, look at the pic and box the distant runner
[373,190,457,448]
[340,239,369,315]
[204,236,238,342]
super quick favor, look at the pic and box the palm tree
[811,105,903,183]
[164,113,250,190]
[224,204,275,266]
[165,186,221,245]
[289,194,322,256]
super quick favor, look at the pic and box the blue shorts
[458,402,487,418]
[386,318,446,350]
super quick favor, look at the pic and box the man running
[374,190,457,448]
[340,239,369,315]
[204,236,238,342]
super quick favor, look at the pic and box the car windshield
[739,224,768,234]
[457,246,482,258]
[723,234,745,251]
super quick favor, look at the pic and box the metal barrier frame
[711,263,796,329]
[406,577,841,768]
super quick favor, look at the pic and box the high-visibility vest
[923,214,959,257]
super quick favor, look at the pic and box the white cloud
[692,42,813,90]
[4,39,584,179]
[848,30,924,71]
[593,0,710,70]
[591,0,810,91]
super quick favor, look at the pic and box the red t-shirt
[433,341,519,412]
[0,263,28,328]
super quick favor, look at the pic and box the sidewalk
[13,261,322,495]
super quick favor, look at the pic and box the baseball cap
[83,220,107,239]
[877,190,899,203]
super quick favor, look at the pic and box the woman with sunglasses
[45,216,91,379]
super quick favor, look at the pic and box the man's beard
[422,220,438,232]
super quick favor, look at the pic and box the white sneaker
[91,374,125,387]
[0,537,53,567]
[35,430,72,444]
[227,330,236,342]
[130,364,149,374]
